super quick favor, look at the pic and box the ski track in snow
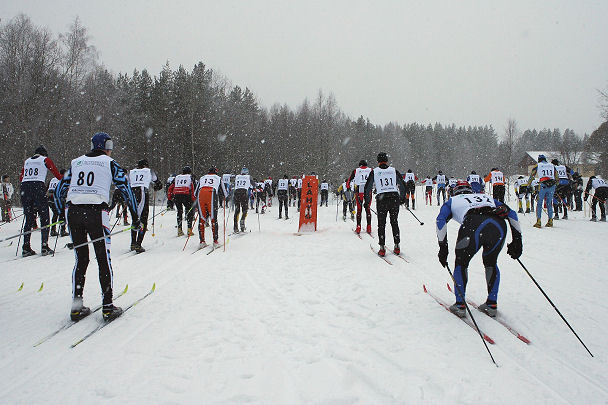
[1,197,608,404]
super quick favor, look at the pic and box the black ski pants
[376,192,400,246]
[492,185,505,203]
[320,190,328,206]
[131,188,149,246]
[591,187,608,218]
[278,190,288,218]
[453,213,506,305]
[21,181,49,247]
[234,189,249,229]
[554,184,571,217]
[67,204,115,306]
[404,183,415,209]
[174,194,193,229]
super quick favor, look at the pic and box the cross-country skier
[221,172,233,209]
[165,174,176,210]
[514,176,531,213]
[277,174,289,219]
[551,159,574,220]
[47,169,68,237]
[447,177,457,198]
[338,178,355,221]
[168,166,196,236]
[296,174,303,211]
[527,154,559,228]
[20,145,63,256]
[423,176,434,205]
[572,172,583,211]
[347,160,372,234]
[54,132,140,322]
[484,168,505,202]
[264,177,273,207]
[433,171,447,205]
[196,167,224,246]
[234,167,253,232]
[320,179,329,206]
[288,176,297,207]
[585,176,608,222]
[466,171,484,194]
[364,153,406,256]
[1,175,14,222]
[128,159,162,252]
[109,187,130,225]
[436,180,522,318]
[403,169,417,209]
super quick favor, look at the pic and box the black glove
[438,242,448,267]
[507,238,522,260]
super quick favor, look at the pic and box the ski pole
[3,220,64,243]
[51,227,60,257]
[1,212,24,227]
[257,209,261,233]
[223,199,226,252]
[406,206,424,225]
[182,212,198,251]
[516,258,593,357]
[68,226,135,250]
[445,264,497,366]
[152,190,156,237]
[583,190,605,204]
[335,193,339,222]
[15,215,25,256]
[110,216,121,233]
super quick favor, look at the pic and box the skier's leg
[388,197,400,245]
[376,198,388,246]
[68,206,90,300]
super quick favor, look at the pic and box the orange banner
[298,176,318,232]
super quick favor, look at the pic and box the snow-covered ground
[1,193,607,404]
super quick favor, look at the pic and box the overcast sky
[2,0,607,136]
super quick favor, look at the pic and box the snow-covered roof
[524,151,601,165]
[524,151,560,162]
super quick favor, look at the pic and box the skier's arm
[44,157,63,180]
[435,200,453,245]
[363,171,374,206]
[395,170,407,203]
[484,173,492,182]
[167,183,175,200]
[584,179,592,199]
[526,165,538,187]
[495,200,523,259]
[54,168,72,213]
[111,160,139,222]
[346,169,356,189]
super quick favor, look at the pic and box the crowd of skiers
[3,135,607,324]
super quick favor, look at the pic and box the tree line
[1,14,605,195]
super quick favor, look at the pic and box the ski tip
[446,283,453,292]
[518,335,531,344]
[17,282,24,292]
[151,283,156,292]
[122,284,129,294]
[423,284,427,293]
[484,334,496,345]
[37,282,44,292]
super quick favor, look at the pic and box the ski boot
[342,215,346,221]
[22,245,36,257]
[478,302,497,317]
[233,226,239,234]
[393,244,400,255]
[366,224,372,234]
[545,218,553,227]
[285,215,289,220]
[240,218,246,232]
[70,298,91,322]
[60,227,70,237]
[562,214,568,220]
[378,245,386,257]
[553,214,559,220]
[601,216,607,222]
[123,219,129,226]
[449,302,466,318]
[102,304,123,322]
[517,208,524,214]
[187,228,194,236]
[590,216,597,222]
[177,227,184,236]
[525,208,530,214]
[134,245,145,254]
[533,218,542,228]
[50,227,58,237]
[355,225,361,234]
[41,244,54,256]
[130,243,137,251]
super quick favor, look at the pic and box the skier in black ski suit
[364,152,407,257]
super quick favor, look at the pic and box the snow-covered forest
[1,14,606,184]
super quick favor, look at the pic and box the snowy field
[1,192,608,404]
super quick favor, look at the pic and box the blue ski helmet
[538,154,546,162]
[91,132,113,151]
[241,167,249,175]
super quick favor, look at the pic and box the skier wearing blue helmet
[526,154,559,228]
[54,132,139,322]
